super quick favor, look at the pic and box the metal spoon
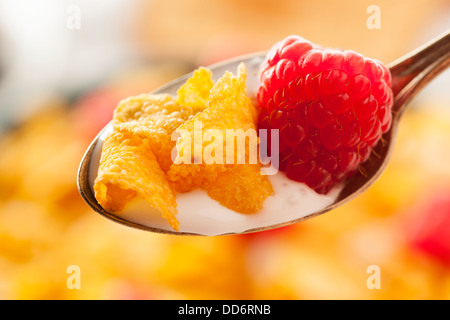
[77,30,450,235]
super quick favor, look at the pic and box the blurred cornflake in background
[0,0,450,299]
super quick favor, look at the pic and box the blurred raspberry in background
[405,190,450,266]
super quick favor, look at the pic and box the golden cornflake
[94,63,273,229]
[167,64,273,213]
[205,164,274,214]
[94,131,178,231]
[112,93,200,173]
[176,67,214,111]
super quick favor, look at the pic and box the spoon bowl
[77,30,450,235]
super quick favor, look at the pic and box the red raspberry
[257,35,393,193]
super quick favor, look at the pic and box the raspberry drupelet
[257,35,393,194]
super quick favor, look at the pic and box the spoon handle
[388,30,450,116]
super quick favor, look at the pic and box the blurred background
[0,0,450,299]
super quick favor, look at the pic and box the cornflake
[94,131,178,231]
[94,63,273,231]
